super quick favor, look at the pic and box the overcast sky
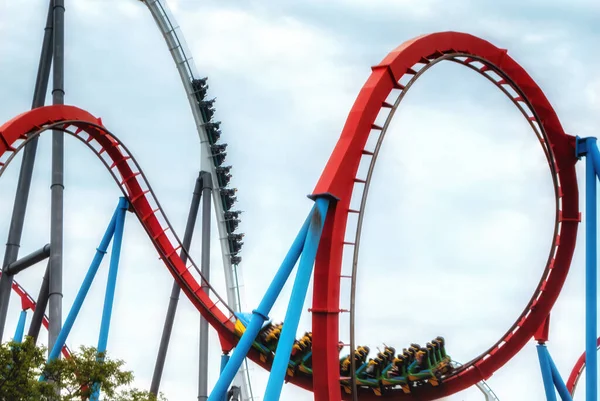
[1,0,600,400]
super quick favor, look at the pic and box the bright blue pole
[13,310,27,344]
[91,197,128,401]
[220,354,230,401]
[263,197,330,401]
[207,204,316,401]
[46,203,119,362]
[585,138,598,401]
[547,350,573,401]
[537,344,557,401]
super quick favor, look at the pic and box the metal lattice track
[140,1,253,399]
[451,361,500,401]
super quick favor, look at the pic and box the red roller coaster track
[310,31,579,400]
[0,30,580,400]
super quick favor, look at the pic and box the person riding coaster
[298,342,344,376]
[286,332,313,377]
[381,355,410,394]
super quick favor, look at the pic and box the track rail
[345,52,557,395]
[566,337,600,397]
[139,0,252,396]
[311,31,579,400]
[451,361,500,401]
[0,272,70,358]
[141,0,245,313]
[0,105,316,394]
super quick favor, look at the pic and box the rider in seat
[387,355,407,378]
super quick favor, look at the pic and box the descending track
[0,272,70,358]
[0,105,315,392]
[139,0,253,397]
[0,31,580,401]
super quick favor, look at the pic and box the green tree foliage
[0,338,167,401]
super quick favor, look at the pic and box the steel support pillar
[0,0,54,341]
[13,310,27,344]
[49,0,66,354]
[547,350,573,401]
[151,174,204,395]
[47,202,120,362]
[91,198,128,401]
[220,354,230,401]
[199,171,212,401]
[27,264,49,342]
[5,244,51,275]
[584,138,598,401]
[537,345,558,401]
[207,204,316,401]
[264,197,329,401]
[537,344,573,401]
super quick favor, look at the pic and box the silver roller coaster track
[140,1,253,399]
[451,361,500,401]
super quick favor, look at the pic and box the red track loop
[566,337,600,397]
[0,105,317,392]
[311,31,579,400]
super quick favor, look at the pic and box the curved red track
[310,31,579,400]
[0,105,315,393]
[0,31,579,401]
[566,337,600,397]
[0,272,70,358]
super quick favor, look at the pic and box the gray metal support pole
[49,0,65,354]
[150,174,204,395]
[27,264,50,342]
[198,171,212,401]
[0,0,54,341]
[5,244,51,275]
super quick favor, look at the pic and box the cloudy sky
[1,0,600,400]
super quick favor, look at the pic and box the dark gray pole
[5,244,51,275]
[198,171,212,401]
[49,0,65,354]
[27,264,50,342]
[0,0,54,341]
[150,174,204,395]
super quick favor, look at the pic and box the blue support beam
[13,310,27,344]
[583,137,598,401]
[91,197,128,401]
[220,354,230,401]
[263,197,329,401]
[46,202,120,362]
[537,345,557,401]
[547,350,573,401]
[207,204,317,401]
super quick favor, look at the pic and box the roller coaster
[0,1,598,401]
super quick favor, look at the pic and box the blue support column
[585,138,598,401]
[13,310,27,344]
[46,203,120,362]
[263,197,329,401]
[207,205,316,401]
[91,197,128,401]
[220,354,230,401]
[537,344,557,401]
[547,351,573,401]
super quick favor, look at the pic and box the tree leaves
[0,338,167,401]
